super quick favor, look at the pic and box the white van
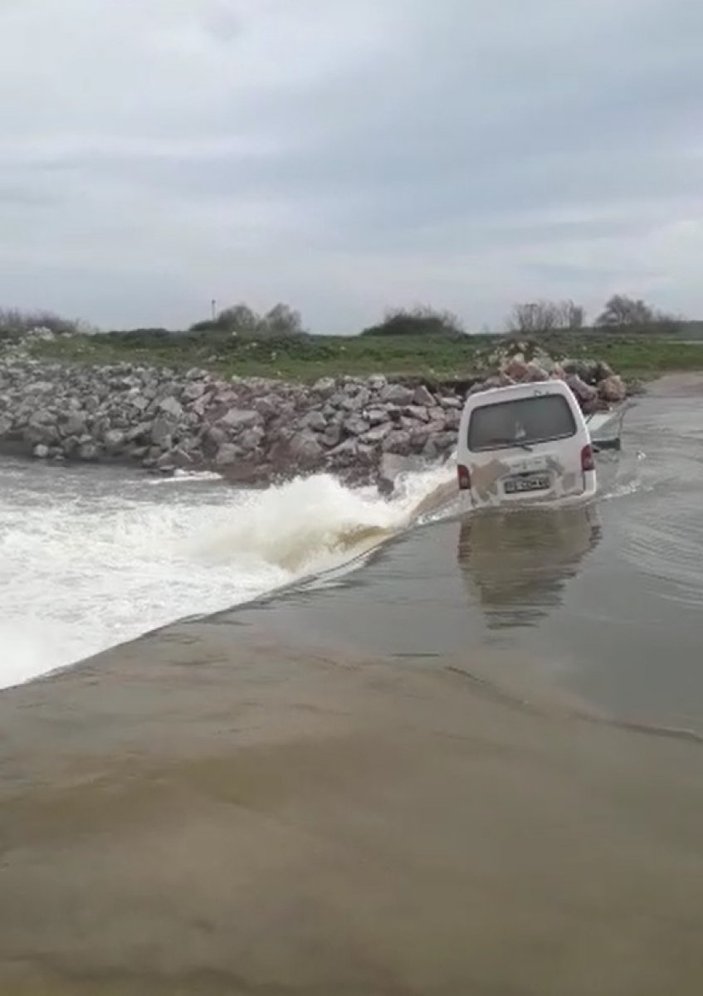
[456,380,596,508]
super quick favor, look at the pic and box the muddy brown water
[2,374,703,995]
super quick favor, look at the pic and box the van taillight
[581,444,595,472]
[457,464,471,490]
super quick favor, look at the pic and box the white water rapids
[0,458,456,690]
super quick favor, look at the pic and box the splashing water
[0,459,456,690]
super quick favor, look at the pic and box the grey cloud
[0,0,701,330]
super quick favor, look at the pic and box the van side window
[468,395,577,451]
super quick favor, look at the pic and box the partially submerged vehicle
[456,380,624,509]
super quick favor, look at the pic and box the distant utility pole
[211,299,217,321]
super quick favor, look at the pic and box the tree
[507,299,585,335]
[361,305,464,337]
[596,295,654,327]
[596,294,682,331]
[190,302,305,337]
[259,303,304,338]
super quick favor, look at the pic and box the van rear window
[468,394,577,451]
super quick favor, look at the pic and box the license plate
[504,473,551,494]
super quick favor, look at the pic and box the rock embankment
[0,340,627,487]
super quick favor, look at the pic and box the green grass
[27,329,703,384]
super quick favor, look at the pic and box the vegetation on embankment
[27,328,703,385]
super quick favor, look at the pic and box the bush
[0,308,86,339]
[361,306,465,337]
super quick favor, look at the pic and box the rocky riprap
[0,336,628,489]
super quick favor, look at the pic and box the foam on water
[0,459,456,690]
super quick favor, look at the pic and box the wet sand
[2,608,703,996]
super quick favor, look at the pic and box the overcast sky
[1,0,701,332]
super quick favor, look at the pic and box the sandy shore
[2,604,703,996]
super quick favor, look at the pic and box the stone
[288,431,324,466]
[444,408,461,430]
[344,415,370,436]
[380,383,415,406]
[504,358,529,381]
[361,423,392,444]
[327,438,359,466]
[365,408,388,425]
[151,416,174,448]
[382,430,412,456]
[191,396,210,418]
[423,437,440,460]
[182,381,206,402]
[523,362,549,383]
[218,408,259,432]
[185,367,207,381]
[409,427,430,452]
[441,395,461,409]
[321,424,342,448]
[157,395,183,419]
[563,359,599,384]
[378,453,418,493]
[24,423,59,446]
[238,426,265,451]
[255,395,279,420]
[32,443,50,459]
[103,429,126,453]
[413,384,435,407]
[341,387,371,412]
[434,431,457,452]
[127,393,150,413]
[28,408,54,426]
[312,376,336,397]
[598,374,626,404]
[215,443,241,466]
[125,422,151,443]
[78,442,100,462]
[367,374,387,392]
[304,410,328,432]
[566,374,598,404]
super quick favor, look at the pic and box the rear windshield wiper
[482,438,533,452]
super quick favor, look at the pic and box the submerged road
[2,374,703,995]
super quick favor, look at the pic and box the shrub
[361,305,465,337]
[0,308,86,339]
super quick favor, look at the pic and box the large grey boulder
[381,384,415,406]
[218,408,260,432]
[344,415,370,436]
[361,423,392,444]
[413,384,435,407]
[288,431,324,466]
[215,443,241,466]
[304,410,327,432]
[382,430,412,455]
[103,429,126,454]
[151,416,174,448]
[598,374,626,404]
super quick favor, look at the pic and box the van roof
[466,379,573,405]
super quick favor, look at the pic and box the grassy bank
[27,328,703,383]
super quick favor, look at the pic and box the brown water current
[1,375,703,995]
